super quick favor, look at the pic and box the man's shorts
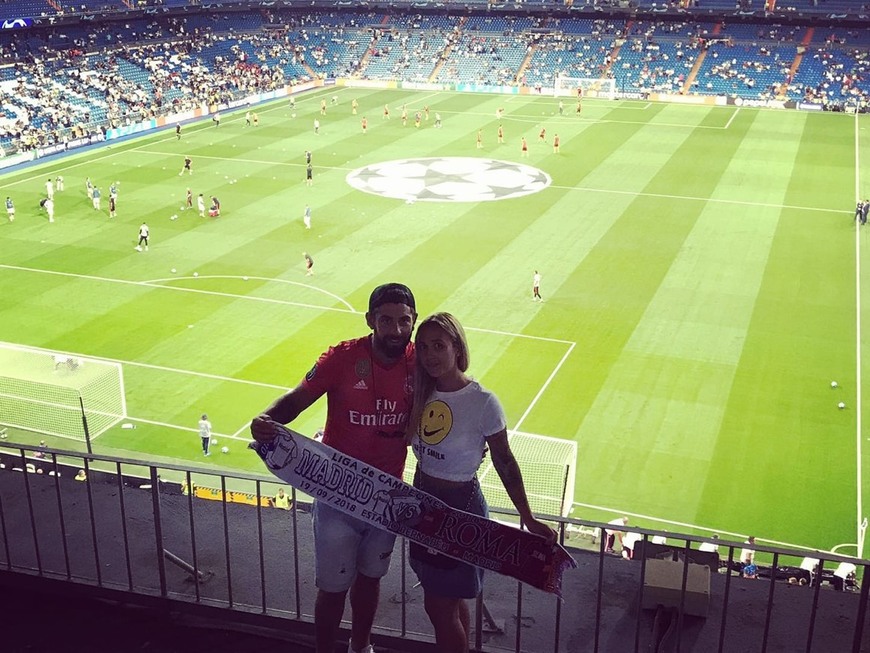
[313,500,397,593]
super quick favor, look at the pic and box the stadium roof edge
[7,0,870,32]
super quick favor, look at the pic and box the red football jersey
[302,335,414,478]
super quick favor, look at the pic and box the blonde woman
[406,312,556,653]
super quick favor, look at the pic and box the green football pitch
[1,87,868,557]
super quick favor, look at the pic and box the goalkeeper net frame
[404,430,577,519]
[0,342,127,442]
[554,74,617,101]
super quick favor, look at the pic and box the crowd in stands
[2,8,870,154]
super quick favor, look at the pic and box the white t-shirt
[622,530,642,550]
[198,419,211,438]
[411,380,506,482]
[605,517,627,535]
[699,541,719,553]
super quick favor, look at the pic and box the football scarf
[250,424,576,596]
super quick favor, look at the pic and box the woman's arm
[488,430,557,542]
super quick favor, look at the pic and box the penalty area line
[128,416,253,442]
[571,501,829,554]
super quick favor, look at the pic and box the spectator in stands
[742,562,758,579]
[621,530,642,560]
[604,516,629,553]
[740,535,756,569]
[699,533,720,553]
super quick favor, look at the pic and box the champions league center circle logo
[346,157,551,203]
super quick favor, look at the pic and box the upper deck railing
[0,441,867,653]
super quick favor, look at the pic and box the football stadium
[1,1,869,651]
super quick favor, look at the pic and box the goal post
[554,74,616,101]
[471,431,576,519]
[0,343,127,443]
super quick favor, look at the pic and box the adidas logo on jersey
[353,379,369,390]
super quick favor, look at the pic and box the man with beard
[251,283,417,653]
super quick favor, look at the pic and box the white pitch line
[107,151,845,217]
[135,149,320,169]
[571,500,834,554]
[231,423,254,440]
[831,543,861,555]
[0,136,167,190]
[466,325,574,345]
[126,416,253,442]
[1,264,570,344]
[0,265,357,315]
[723,107,740,130]
[144,275,356,312]
[8,340,288,392]
[596,117,736,130]
[549,183,846,215]
[512,341,575,434]
[854,108,865,559]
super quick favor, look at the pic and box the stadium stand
[0,5,869,150]
[1,3,870,651]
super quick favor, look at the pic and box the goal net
[554,75,616,101]
[405,431,576,520]
[0,343,127,441]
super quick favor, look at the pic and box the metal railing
[0,442,868,653]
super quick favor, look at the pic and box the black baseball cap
[368,283,416,313]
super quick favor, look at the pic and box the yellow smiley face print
[419,400,452,445]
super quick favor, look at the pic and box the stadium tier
[0,5,867,157]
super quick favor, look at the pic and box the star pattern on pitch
[346,157,552,203]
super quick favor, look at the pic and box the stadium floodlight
[0,342,127,450]
[554,75,617,101]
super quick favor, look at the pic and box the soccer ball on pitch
[831,381,838,388]
[838,402,846,410]
[221,446,229,454]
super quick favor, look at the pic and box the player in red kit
[251,283,417,653]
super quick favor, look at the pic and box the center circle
[346,157,551,203]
